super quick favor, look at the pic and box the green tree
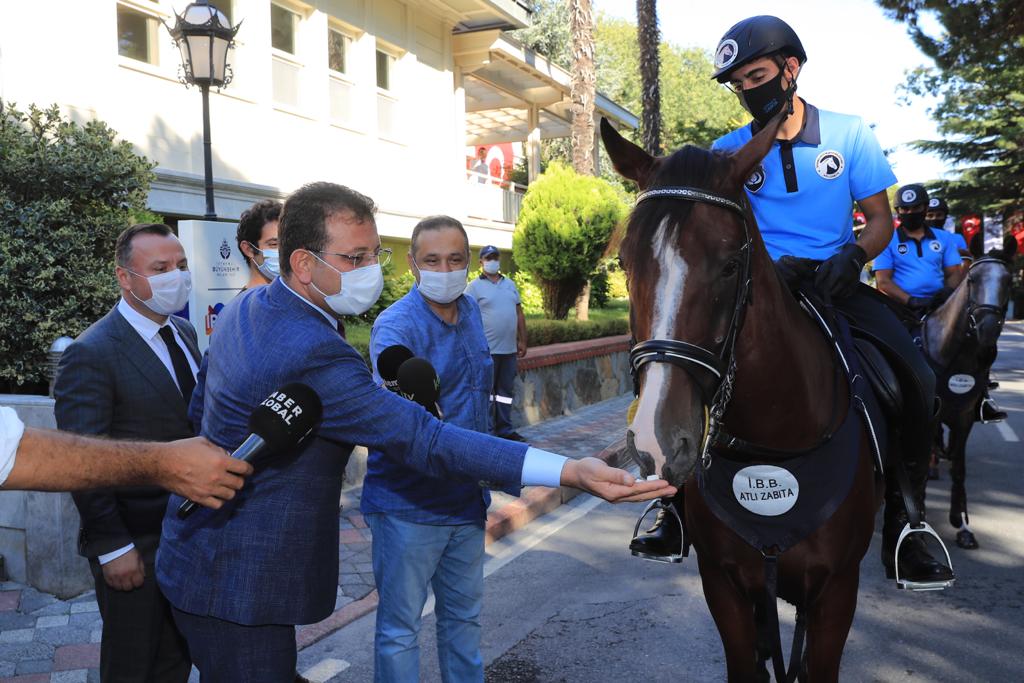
[0,102,155,391]
[513,163,627,319]
[877,0,1024,214]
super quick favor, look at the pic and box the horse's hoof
[956,529,979,550]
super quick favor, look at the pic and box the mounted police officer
[875,184,963,316]
[629,15,956,589]
[926,196,972,266]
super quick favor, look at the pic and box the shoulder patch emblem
[815,150,845,179]
[930,240,942,252]
[745,165,766,193]
[715,39,739,70]
[897,243,909,255]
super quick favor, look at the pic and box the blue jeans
[366,514,485,683]
[491,353,518,437]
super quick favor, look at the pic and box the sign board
[177,220,247,354]
[983,214,1003,254]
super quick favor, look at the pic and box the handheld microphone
[177,383,323,519]
[396,357,443,419]
[377,344,414,393]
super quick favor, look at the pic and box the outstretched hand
[561,457,677,503]
[160,437,253,509]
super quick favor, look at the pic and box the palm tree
[569,0,596,319]
[637,0,661,155]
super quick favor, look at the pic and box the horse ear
[600,118,654,189]
[969,231,984,258]
[728,111,787,188]
[1001,234,1019,260]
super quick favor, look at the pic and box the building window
[271,3,298,54]
[328,28,350,75]
[375,49,393,91]
[117,5,159,64]
[271,3,302,108]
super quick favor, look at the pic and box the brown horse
[922,241,1016,549]
[602,117,882,682]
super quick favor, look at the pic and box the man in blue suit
[156,182,674,681]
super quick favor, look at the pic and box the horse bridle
[964,257,1009,335]
[628,187,754,468]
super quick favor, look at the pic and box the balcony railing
[465,170,525,225]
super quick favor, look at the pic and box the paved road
[299,321,1024,682]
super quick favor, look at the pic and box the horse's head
[601,117,782,486]
[966,236,1017,352]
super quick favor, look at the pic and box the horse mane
[619,145,737,268]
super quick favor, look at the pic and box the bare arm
[516,303,528,358]
[856,191,895,260]
[874,269,913,304]
[5,429,251,508]
[943,265,964,289]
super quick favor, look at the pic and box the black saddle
[853,338,903,419]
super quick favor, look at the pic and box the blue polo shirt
[362,285,494,525]
[873,227,962,298]
[712,101,897,261]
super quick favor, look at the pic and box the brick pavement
[0,393,632,682]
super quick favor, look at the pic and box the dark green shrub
[513,163,627,319]
[525,318,629,346]
[0,102,156,391]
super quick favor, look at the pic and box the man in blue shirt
[364,216,495,682]
[875,184,963,315]
[926,196,972,268]
[630,16,954,589]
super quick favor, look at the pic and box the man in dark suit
[156,182,675,682]
[55,223,198,682]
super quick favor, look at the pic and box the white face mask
[415,261,468,304]
[254,247,280,280]
[309,252,384,316]
[129,269,192,315]
[482,260,501,275]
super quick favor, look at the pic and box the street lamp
[165,1,239,220]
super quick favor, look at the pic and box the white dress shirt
[99,300,199,565]
[0,407,24,487]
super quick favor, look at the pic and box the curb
[296,437,628,651]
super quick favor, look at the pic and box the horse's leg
[699,567,763,683]
[948,410,978,549]
[802,567,860,683]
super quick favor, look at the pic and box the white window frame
[270,1,308,114]
[115,0,166,68]
[326,22,360,131]
[374,44,402,143]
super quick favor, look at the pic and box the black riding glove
[773,256,804,292]
[929,287,954,308]
[814,243,867,299]
[906,296,931,314]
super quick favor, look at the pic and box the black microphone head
[248,383,323,451]
[377,345,414,391]
[396,357,440,407]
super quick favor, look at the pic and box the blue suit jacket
[155,278,527,626]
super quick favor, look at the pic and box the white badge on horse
[948,374,976,394]
[733,465,799,516]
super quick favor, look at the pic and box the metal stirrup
[630,499,686,564]
[893,521,956,591]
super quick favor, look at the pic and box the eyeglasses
[316,246,392,269]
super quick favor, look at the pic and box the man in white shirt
[54,224,199,683]
[0,406,250,499]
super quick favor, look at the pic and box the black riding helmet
[712,15,807,83]
[895,184,929,209]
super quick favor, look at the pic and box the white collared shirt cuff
[0,407,24,487]
[98,543,135,565]
[521,447,567,487]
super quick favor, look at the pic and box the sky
[595,0,948,183]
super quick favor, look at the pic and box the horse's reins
[628,186,753,470]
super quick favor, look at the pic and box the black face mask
[900,212,926,232]
[740,70,794,126]
[926,217,946,230]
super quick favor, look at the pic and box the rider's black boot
[979,395,1007,423]
[881,461,955,588]
[630,488,685,562]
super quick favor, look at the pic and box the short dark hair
[279,182,377,276]
[115,223,174,267]
[236,199,282,264]
[410,215,469,260]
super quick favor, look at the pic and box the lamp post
[165,2,239,220]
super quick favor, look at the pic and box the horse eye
[722,259,740,277]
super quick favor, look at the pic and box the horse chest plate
[732,466,799,516]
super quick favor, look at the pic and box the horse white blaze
[629,217,688,477]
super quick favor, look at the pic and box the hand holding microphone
[177,383,323,519]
